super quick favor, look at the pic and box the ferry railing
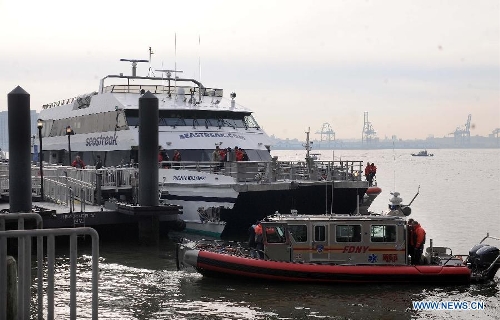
[158,159,365,183]
[0,223,99,319]
[40,166,96,207]
[96,167,135,190]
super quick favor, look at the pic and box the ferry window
[314,225,326,242]
[205,118,220,127]
[244,115,260,129]
[289,225,307,242]
[222,119,237,128]
[104,112,115,131]
[87,114,98,133]
[232,119,245,128]
[336,225,362,242]
[266,226,286,243]
[42,120,53,138]
[96,113,106,132]
[174,118,186,127]
[371,225,397,243]
[159,117,176,126]
[244,150,272,162]
[117,112,128,129]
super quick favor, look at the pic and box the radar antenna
[119,57,149,77]
[155,69,184,97]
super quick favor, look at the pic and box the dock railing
[0,213,99,320]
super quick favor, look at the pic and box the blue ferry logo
[368,254,377,263]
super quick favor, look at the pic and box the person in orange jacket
[254,223,264,259]
[412,220,426,265]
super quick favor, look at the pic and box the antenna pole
[408,185,420,206]
[393,139,396,192]
[198,35,202,82]
[174,33,177,97]
[148,47,154,77]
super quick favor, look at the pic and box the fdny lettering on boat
[172,175,207,181]
[342,246,369,253]
[178,132,246,140]
[86,133,118,146]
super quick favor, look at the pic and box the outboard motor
[467,244,500,281]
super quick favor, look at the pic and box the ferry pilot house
[38,109,271,166]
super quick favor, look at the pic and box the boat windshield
[125,109,260,129]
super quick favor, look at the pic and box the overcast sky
[1,0,498,140]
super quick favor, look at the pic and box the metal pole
[70,233,77,320]
[39,126,44,200]
[17,218,25,319]
[47,235,54,320]
[68,134,71,166]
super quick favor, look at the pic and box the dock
[0,163,183,244]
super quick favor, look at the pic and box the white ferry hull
[183,221,226,238]
[159,168,237,237]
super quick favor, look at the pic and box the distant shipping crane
[449,114,471,144]
[491,128,500,147]
[362,111,377,144]
[315,123,335,148]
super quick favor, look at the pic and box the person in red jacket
[235,147,244,161]
[369,163,377,185]
[71,156,85,169]
[364,162,371,185]
[412,220,426,265]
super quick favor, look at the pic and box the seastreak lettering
[342,246,369,253]
[179,132,246,140]
[172,175,207,181]
[86,133,118,147]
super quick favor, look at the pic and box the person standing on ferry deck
[212,146,221,172]
[72,155,85,169]
[364,162,372,186]
[172,150,181,169]
[95,155,103,170]
[369,163,377,185]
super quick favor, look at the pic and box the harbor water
[34,149,499,319]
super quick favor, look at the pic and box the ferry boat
[176,197,500,284]
[37,52,374,237]
[411,150,433,157]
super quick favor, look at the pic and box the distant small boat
[412,150,433,157]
